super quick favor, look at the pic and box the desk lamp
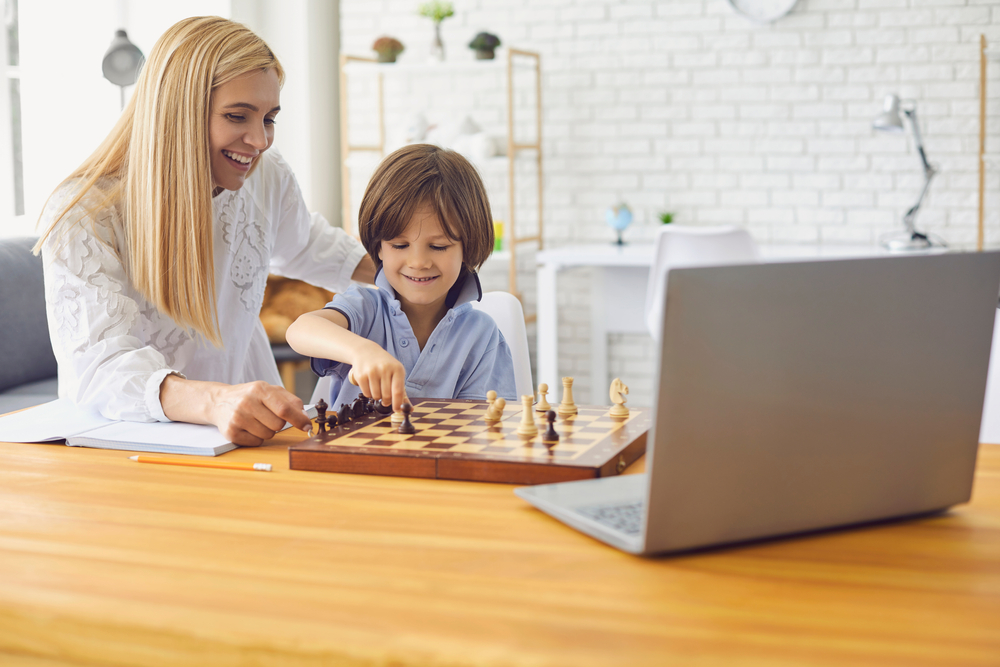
[102,29,144,110]
[872,94,944,252]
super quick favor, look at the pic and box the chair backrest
[472,291,534,399]
[0,238,58,393]
[310,291,534,405]
[644,225,758,340]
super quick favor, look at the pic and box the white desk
[535,243,883,404]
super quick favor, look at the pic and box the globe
[605,202,633,245]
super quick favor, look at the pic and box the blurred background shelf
[338,49,543,319]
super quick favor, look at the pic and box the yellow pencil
[128,455,272,472]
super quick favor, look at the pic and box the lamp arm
[903,108,934,177]
[902,169,936,234]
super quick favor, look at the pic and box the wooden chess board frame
[288,398,651,484]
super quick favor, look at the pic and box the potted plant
[372,36,404,63]
[469,32,501,60]
[418,0,454,61]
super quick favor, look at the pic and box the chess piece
[397,403,416,434]
[535,383,551,412]
[314,398,328,434]
[375,400,393,415]
[352,396,367,418]
[557,376,578,417]
[516,395,538,437]
[609,378,629,419]
[326,411,338,427]
[541,410,559,445]
[484,397,506,423]
[391,406,405,425]
[486,390,497,410]
[339,403,352,423]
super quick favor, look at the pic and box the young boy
[286,144,517,412]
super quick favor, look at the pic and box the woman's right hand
[160,375,312,446]
[348,343,409,412]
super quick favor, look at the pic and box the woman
[34,16,375,445]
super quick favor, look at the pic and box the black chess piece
[374,400,393,415]
[366,397,376,413]
[314,398,328,434]
[339,403,352,423]
[326,411,338,428]
[352,396,366,418]
[542,410,559,445]
[397,402,416,434]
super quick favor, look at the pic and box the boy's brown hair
[358,144,494,273]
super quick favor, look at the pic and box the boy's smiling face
[379,203,463,317]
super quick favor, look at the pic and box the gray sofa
[0,237,58,412]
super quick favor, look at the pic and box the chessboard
[288,398,652,484]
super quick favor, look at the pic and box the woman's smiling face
[208,68,280,194]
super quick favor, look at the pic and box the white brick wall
[339,0,1000,406]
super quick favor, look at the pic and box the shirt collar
[374,267,483,309]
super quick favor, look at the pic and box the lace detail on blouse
[219,192,268,313]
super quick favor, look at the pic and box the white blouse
[40,151,367,422]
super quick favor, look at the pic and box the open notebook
[0,398,314,456]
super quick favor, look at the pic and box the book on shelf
[0,398,316,456]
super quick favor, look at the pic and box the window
[3,0,22,217]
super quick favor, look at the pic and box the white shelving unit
[979,38,1000,250]
[338,50,543,315]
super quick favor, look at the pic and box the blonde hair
[358,144,494,273]
[34,16,284,346]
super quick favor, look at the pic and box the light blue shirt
[311,269,517,410]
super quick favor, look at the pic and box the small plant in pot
[418,1,454,61]
[372,36,405,63]
[469,32,501,60]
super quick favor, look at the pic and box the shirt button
[400,339,409,347]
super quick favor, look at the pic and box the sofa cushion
[0,377,58,414]
[0,237,58,393]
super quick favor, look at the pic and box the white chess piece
[484,397,506,423]
[557,376,578,417]
[535,383,551,412]
[609,378,629,418]
[516,395,538,436]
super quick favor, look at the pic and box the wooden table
[2,432,999,666]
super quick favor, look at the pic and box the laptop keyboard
[577,501,645,535]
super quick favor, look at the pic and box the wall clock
[726,0,799,24]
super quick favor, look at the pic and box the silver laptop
[515,251,1000,555]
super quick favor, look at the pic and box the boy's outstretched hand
[348,343,409,412]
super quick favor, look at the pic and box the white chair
[309,290,534,405]
[472,291,534,399]
[644,225,758,341]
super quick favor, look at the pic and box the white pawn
[486,390,497,410]
[516,395,538,437]
[535,383,551,412]
[484,397,506,423]
[391,402,406,425]
[557,376,578,417]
